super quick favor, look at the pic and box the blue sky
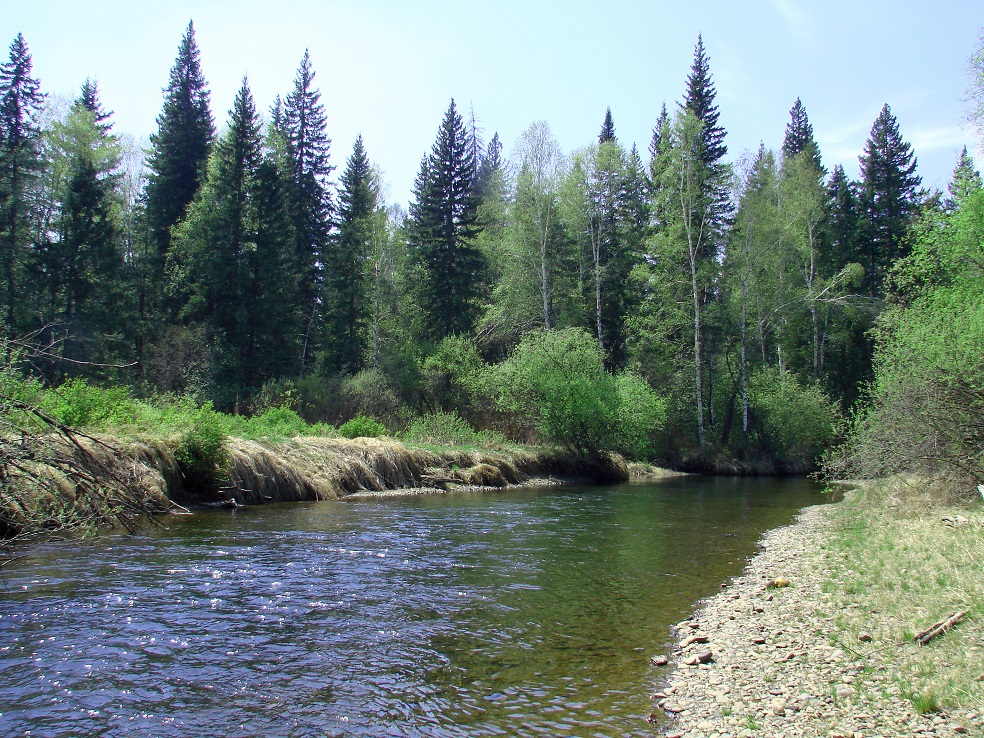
[4,1,982,205]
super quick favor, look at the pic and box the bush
[404,411,479,446]
[488,328,666,459]
[613,371,667,460]
[40,378,136,430]
[338,414,388,439]
[421,335,484,415]
[749,367,841,470]
[173,402,229,491]
[230,405,331,440]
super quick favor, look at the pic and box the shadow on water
[0,475,825,737]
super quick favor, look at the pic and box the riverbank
[0,429,652,538]
[655,486,984,738]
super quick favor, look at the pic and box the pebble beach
[653,504,984,738]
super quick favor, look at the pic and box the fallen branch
[914,610,969,646]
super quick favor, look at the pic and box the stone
[652,654,670,666]
[858,631,873,642]
[771,697,787,716]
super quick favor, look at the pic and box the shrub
[749,367,841,470]
[233,405,321,440]
[404,411,479,446]
[488,328,666,459]
[173,402,229,491]
[421,335,484,415]
[613,371,667,461]
[40,378,136,430]
[338,414,388,439]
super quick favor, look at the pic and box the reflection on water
[0,476,824,736]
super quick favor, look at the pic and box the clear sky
[4,1,982,205]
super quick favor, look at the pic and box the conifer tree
[0,33,44,337]
[781,97,822,172]
[145,21,214,282]
[42,82,125,367]
[476,132,502,200]
[326,135,377,372]
[281,49,333,370]
[168,80,294,410]
[408,99,485,342]
[598,107,616,144]
[679,35,730,260]
[857,103,920,296]
[78,78,112,133]
[946,146,981,209]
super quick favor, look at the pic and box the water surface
[0,476,824,736]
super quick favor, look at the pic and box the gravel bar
[653,505,983,738]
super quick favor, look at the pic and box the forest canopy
[1,24,981,476]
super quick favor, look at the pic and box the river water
[0,476,825,737]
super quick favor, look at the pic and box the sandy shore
[654,504,983,738]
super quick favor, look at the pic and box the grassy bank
[820,479,984,716]
[0,403,635,540]
[657,479,984,737]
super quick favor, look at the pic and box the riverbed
[0,476,825,737]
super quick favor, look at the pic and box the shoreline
[654,502,983,738]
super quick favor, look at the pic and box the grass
[823,477,984,715]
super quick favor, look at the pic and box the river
[0,475,825,737]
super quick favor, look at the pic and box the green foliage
[835,186,984,491]
[748,368,841,469]
[40,378,136,429]
[404,411,480,447]
[172,402,229,490]
[421,335,484,415]
[408,100,485,342]
[613,371,667,460]
[229,405,331,441]
[489,328,665,460]
[338,414,388,439]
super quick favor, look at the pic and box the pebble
[653,505,961,738]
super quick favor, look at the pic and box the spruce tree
[858,103,920,296]
[476,131,503,200]
[598,107,617,144]
[0,33,44,338]
[824,164,860,274]
[43,83,125,368]
[408,99,485,342]
[680,35,730,259]
[946,146,981,209]
[145,21,214,280]
[326,135,377,372]
[281,49,333,370]
[781,97,822,172]
[168,79,263,407]
[78,78,112,133]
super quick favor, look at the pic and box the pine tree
[281,49,333,370]
[145,21,214,280]
[598,107,617,144]
[0,33,44,338]
[648,103,669,168]
[858,103,921,296]
[326,135,377,372]
[408,99,485,342]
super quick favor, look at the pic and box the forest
[1,23,982,482]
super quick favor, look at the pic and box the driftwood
[914,610,969,646]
